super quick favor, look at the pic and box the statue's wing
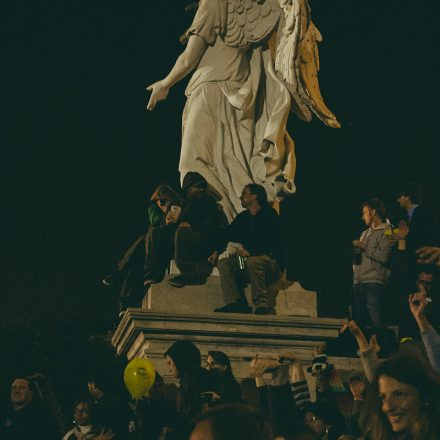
[222,0,281,49]
[274,0,340,128]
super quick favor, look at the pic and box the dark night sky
[2,0,439,324]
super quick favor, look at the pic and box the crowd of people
[2,290,440,439]
[2,178,439,439]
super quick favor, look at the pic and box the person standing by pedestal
[213,184,284,315]
[352,199,394,332]
[396,183,440,280]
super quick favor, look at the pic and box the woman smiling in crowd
[360,353,440,439]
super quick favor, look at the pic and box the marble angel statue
[147,0,340,220]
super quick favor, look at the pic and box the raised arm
[409,292,440,372]
[146,35,207,111]
[341,320,380,382]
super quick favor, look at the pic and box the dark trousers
[119,226,175,310]
[144,225,175,279]
[174,226,213,280]
[352,283,386,331]
[217,255,281,308]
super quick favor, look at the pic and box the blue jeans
[352,283,386,330]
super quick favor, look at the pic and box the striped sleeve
[290,380,311,409]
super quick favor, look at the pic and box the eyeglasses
[203,361,220,368]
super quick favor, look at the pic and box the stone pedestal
[142,262,317,317]
[112,309,358,386]
[112,262,358,391]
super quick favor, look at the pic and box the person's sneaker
[168,275,206,288]
[214,302,252,314]
[254,306,270,315]
[102,272,122,287]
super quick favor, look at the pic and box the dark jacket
[94,394,133,439]
[406,206,440,278]
[221,205,285,269]
[2,400,58,440]
[179,194,227,242]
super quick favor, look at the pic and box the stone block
[143,272,317,317]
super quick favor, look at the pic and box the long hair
[165,340,201,378]
[359,353,440,439]
[165,341,219,418]
[207,351,233,375]
[207,351,242,403]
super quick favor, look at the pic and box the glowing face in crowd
[379,375,422,434]
[166,355,179,378]
[362,206,375,228]
[73,402,92,426]
[10,378,33,408]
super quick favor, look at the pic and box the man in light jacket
[352,199,394,331]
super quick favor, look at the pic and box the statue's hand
[146,80,169,111]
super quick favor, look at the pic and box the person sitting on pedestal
[212,184,284,315]
[168,172,228,288]
[102,184,181,314]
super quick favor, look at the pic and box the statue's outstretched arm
[146,35,207,111]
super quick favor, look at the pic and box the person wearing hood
[167,172,228,288]
[102,183,181,314]
[352,199,394,333]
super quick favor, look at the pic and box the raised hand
[237,248,250,257]
[208,251,218,265]
[408,292,429,321]
[416,246,440,266]
[396,220,409,239]
[249,356,280,378]
[340,320,361,337]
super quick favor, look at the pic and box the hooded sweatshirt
[353,223,394,285]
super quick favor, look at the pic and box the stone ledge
[112,309,345,358]
[111,309,358,396]
[142,275,317,317]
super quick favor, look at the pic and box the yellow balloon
[124,357,156,399]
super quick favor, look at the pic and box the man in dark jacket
[1,377,58,440]
[213,184,284,315]
[168,172,228,288]
[397,183,440,280]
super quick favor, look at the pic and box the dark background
[2,0,439,328]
